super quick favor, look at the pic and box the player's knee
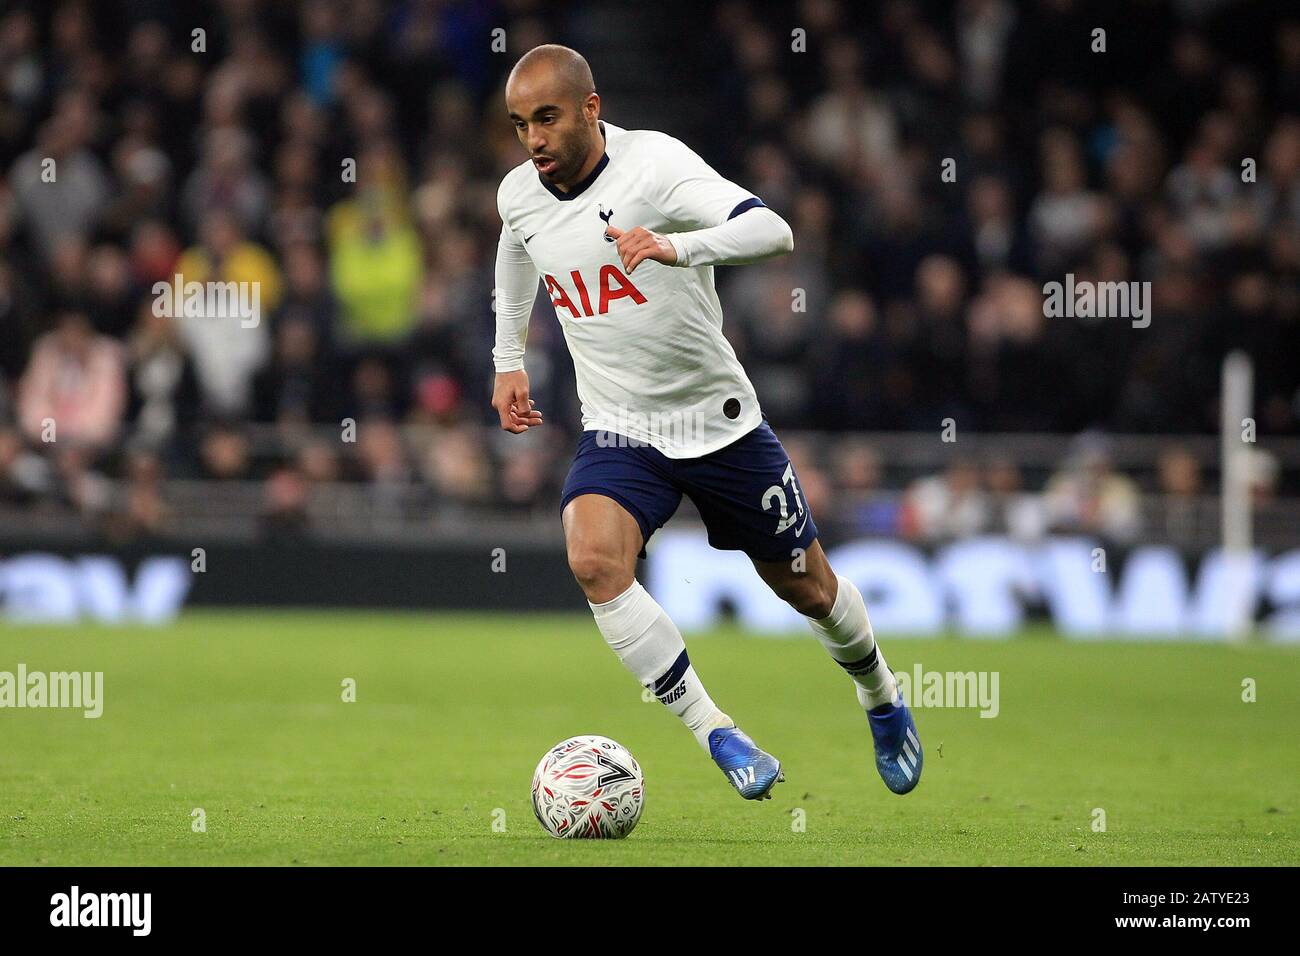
[567,548,633,602]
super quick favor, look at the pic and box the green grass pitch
[1,610,1297,866]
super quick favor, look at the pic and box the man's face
[506,70,596,188]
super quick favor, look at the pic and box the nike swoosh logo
[794,515,809,536]
[523,232,537,243]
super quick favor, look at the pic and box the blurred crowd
[0,0,1296,539]
[794,431,1282,547]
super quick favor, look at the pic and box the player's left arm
[607,135,794,273]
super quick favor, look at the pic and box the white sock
[589,580,733,750]
[806,575,899,710]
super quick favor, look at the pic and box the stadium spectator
[804,36,898,176]
[261,464,311,537]
[985,457,1047,542]
[99,125,173,241]
[106,448,172,539]
[173,209,280,416]
[127,220,182,288]
[326,142,423,349]
[1028,128,1105,275]
[498,443,555,512]
[355,417,412,521]
[276,242,337,341]
[966,275,1066,431]
[0,254,42,383]
[297,440,342,484]
[832,440,883,496]
[407,369,464,427]
[899,457,989,542]
[49,444,112,521]
[809,289,885,429]
[0,9,43,123]
[965,174,1033,276]
[421,424,490,508]
[198,422,253,482]
[955,0,1016,107]
[181,126,271,238]
[1043,434,1143,543]
[8,96,108,258]
[1156,444,1207,546]
[17,307,126,451]
[0,425,49,505]
[1165,124,1239,252]
[125,303,201,451]
[345,355,404,422]
[252,313,336,425]
[85,243,137,338]
[830,440,900,536]
[912,255,969,423]
[1248,449,1280,505]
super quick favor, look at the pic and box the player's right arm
[491,216,544,434]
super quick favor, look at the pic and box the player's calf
[753,537,838,618]
[807,574,923,793]
[758,551,924,795]
[756,547,898,710]
[765,568,836,619]
[589,580,735,751]
[804,573,899,710]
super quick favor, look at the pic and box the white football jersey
[494,120,766,458]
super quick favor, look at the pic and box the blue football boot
[707,726,784,800]
[867,694,923,794]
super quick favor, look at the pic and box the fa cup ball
[531,735,644,839]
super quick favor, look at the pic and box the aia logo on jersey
[544,266,646,317]
[598,204,615,241]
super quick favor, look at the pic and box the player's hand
[492,370,544,433]
[605,224,677,273]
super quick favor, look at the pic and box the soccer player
[492,45,922,800]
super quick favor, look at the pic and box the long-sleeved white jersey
[493,120,793,458]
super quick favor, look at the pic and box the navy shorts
[560,421,818,563]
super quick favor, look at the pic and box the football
[530,735,645,839]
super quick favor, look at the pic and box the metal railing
[2,428,1295,547]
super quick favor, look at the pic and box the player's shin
[806,575,899,710]
[589,580,733,749]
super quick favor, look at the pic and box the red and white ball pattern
[531,735,644,839]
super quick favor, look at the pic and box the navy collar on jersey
[539,121,609,201]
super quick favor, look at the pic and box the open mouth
[532,156,557,175]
